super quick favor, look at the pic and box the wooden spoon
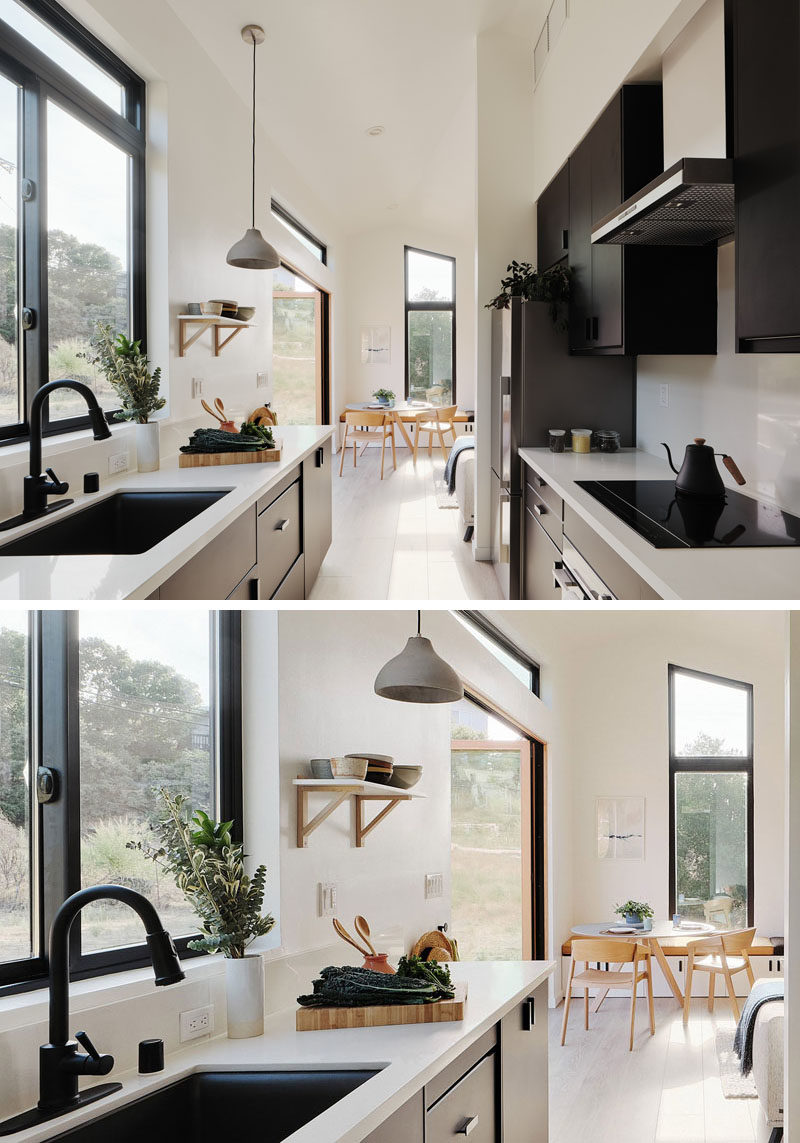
[201,398,225,424]
[354,915,377,955]
[332,917,370,957]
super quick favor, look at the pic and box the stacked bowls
[347,753,393,785]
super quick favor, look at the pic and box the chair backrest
[434,404,458,424]
[345,410,386,427]
[571,938,641,964]
[721,927,757,955]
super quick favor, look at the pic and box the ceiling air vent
[534,0,568,84]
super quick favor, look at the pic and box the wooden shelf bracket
[354,793,407,847]
[294,779,417,848]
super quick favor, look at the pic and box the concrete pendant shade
[226,227,280,270]
[374,634,464,704]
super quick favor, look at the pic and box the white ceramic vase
[136,421,160,473]
[226,954,264,1039]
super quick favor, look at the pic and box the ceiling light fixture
[374,611,464,705]
[366,125,385,136]
[226,25,280,270]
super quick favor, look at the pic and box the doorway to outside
[272,264,329,425]
[450,694,545,961]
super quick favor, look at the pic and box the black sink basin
[51,1070,378,1143]
[0,491,230,556]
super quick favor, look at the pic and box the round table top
[345,401,434,415]
[571,921,717,940]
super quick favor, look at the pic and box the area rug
[716,1030,757,1098]
[434,477,458,509]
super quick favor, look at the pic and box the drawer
[227,565,259,600]
[256,466,301,515]
[271,554,305,600]
[525,468,562,516]
[257,479,302,599]
[426,1027,497,1109]
[564,504,662,600]
[426,1054,496,1143]
[525,480,562,550]
[158,507,256,600]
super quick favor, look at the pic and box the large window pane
[273,266,322,425]
[78,612,216,953]
[407,249,454,302]
[0,71,21,430]
[0,611,31,964]
[672,670,749,757]
[674,771,749,928]
[407,310,453,405]
[47,99,131,421]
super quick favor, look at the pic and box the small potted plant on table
[372,388,396,408]
[614,900,654,928]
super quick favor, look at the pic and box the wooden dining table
[344,401,438,451]
[570,920,720,1007]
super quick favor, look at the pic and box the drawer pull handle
[533,502,547,516]
[457,1116,479,1136]
[249,577,260,600]
[276,519,291,531]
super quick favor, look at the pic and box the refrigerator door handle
[500,376,511,396]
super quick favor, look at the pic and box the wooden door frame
[273,259,331,425]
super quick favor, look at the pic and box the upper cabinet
[733,0,800,352]
[539,85,719,357]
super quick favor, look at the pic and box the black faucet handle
[74,1031,114,1076]
[45,468,69,495]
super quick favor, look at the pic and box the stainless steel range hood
[591,157,734,246]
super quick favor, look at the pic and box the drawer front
[426,1028,497,1109]
[525,468,562,516]
[256,466,301,515]
[563,504,661,600]
[426,1054,496,1143]
[524,510,561,601]
[227,564,259,600]
[524,480,562,550]
[257,479,302,599]
[158,508,256,600]
[271,554,305,600]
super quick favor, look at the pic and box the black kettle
[661,437,746,499]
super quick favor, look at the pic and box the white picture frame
[596,796,645,860]
[361,323,391,365]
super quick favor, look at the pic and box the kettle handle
[720,454,746,486]
[661,442,679,475]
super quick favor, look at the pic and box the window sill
[0,422,134,472]
[0,953,225,1034]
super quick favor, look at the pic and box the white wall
[661,0,727,166]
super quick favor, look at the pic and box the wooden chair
[682,927,756,1023]
[703,895,734,927]
[561,938,655,1052]
[339,410,397,480]
[412,404,458,464]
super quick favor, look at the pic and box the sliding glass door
[272,264,329,425]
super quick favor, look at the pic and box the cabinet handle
[585,317,591,341]
[562,228,569,251]
[522,995,535,1030]
[532,502,547,516]
[457,1116,479,1136]
[592,316,599,341]
[316,446,324,468]
[249,577,260,600]
[275,519,290,531]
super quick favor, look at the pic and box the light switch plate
[192,377,204,399]
[180,1004,214,1042]
[108,452,128,475]
[659,383,669,408]
[257,371,269,389]
[319,881,337,917]
[425,872,444,899]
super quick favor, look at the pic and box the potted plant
[83,322,166,472]
[130,788,275,1039]
[372,388,396,408]
[485,261,572,328]
[614,899,654,927]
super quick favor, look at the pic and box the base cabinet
[362,1092,424,1143]
[303,438,333,594]
[500,986,548,1143]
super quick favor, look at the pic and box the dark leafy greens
[297,962,455,1009]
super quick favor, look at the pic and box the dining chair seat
[696,954,747,972]
[339,410,397,480]
[561,938,655,1051]
[572,968,642,988]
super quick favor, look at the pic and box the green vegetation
[272,292,316,425]
[82,324,164,423]
[297,964,451,1008]
[485,261,572,329]
[614,900,654,921]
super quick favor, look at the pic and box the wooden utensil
[332,918,370,957]
[249,405,277,427]
[208,396,237,432]
[354,915,377,955]
[201,398,225,424]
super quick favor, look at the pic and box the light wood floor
[310,444,501,600]
[549,998,772,1143]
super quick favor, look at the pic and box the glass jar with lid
[548,429,566,453]
[571,428,592,454]
[594,429,621,453]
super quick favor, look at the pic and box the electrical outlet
[425,872,444,900]
[319,881,337,917]
[192,377,204,399]
[659,383,669,408]
[108,452,128,475]
[257,370,269,389]
[180,1004,214,1042]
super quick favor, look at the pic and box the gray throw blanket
[733,978,784,1075]
[444,436,475,493]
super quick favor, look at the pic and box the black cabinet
[733,0,800,351]
[302,437,332,593]
[536,162,569,270]
[158,508,257,600]
[567,85,718,356]
[256,475,303,600]
[500,985,549,1143]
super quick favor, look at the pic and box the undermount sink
[51,1070,379,1143]
[0,491,230,557]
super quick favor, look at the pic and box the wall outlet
[425,872,444,900]
[257,371,269,389]
[318,881,337,917]
[192,377,204,399]
[180,1004,214,1042]
[659,383,670,408]
[108,452,128,475]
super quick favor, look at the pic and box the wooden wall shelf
[178,314,254,357]
[293,778,424,848]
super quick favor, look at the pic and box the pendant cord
[417,610,421,637]
[251,37,256,229]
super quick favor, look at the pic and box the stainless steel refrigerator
[490,298,637,599]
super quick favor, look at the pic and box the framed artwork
[596,796,645,860]
[361,323,391,365]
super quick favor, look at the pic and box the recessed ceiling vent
[591,157,734,246]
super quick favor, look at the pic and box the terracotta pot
[363,953,395,974]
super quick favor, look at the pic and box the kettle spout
[661,442,679,475]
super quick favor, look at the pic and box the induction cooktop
[576,480,800,549]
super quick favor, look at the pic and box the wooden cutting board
[296,983,466,1032]
[178,440,282,467]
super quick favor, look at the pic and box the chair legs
[646,960,656,1036]
[683,958,694,1025]
[723,967,740,1020]
[628,979,638,1052]
[339,426,349,476]
[560,960,576,1046]
[437,425,448,462]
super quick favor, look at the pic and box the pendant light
[226,25,280,270]
[374,612,464,704]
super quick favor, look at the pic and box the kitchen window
[453,610,540,695]
[0,611,242,993]
[668,664,754,927]
[270,199,327,265]
[0,0,145,442]
[405,246,456,406]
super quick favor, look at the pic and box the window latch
[21,178,35,202]
[22,307,36,331]
[36,766,59,804]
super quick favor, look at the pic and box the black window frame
[0,0,146,445]
[0,610,242,996]
[668,663,754,927]
[270,199,327,265]
[454,610,540,696]
[404,245,456,403]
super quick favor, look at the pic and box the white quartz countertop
[0,426,334,600]
[519,446,800,600]
[15,960,553,1143]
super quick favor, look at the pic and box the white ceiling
[166,0,545,239]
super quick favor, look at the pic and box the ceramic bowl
[186,302,202,315]
[202,301,223,316]
[236,306,256,322]
[331,756,368,780]
[310,758,333,779]
[389,765,423,790]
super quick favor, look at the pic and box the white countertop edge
[12,961,554,1143]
